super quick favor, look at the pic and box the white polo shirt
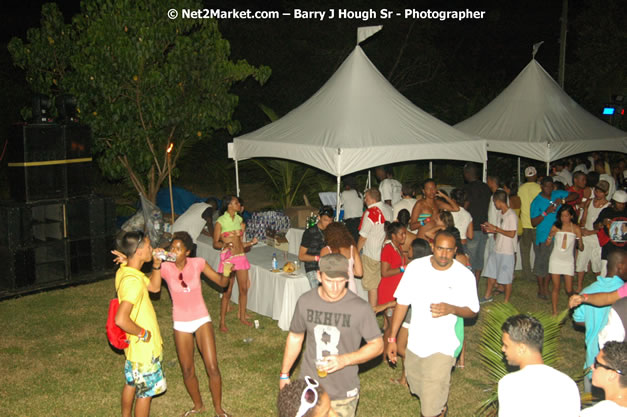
[359,201,392,260]
[394,256,480,357]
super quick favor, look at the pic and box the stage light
[603,107,616,115]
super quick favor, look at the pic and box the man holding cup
[279,254,382,417]
[386,230,480,417]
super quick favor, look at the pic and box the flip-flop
[182,409,203,417]
[389,377,408,387]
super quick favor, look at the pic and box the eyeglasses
[594,357,623,375]
[295,376,320,417]
[178,272,189,290]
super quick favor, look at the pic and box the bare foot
[237,311,252,321]
[239,319,253,327]
[226,304,233,313]
[390,377,408,387]
[219,324,228,333]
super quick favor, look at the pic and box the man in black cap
[279,254,382,417]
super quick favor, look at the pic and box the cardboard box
[283,206,314,228]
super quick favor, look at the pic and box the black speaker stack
[1,122,116,297]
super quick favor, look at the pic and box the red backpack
[106,276,143,350]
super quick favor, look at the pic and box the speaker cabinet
[63,124,92,196]
[69,235,115,277]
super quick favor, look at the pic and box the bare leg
[393,326,409,386]
[550,274,561,315]
[235,269,252,326]
[474,270,481,286]
[133,397,151,417]
[174,330,204,413]
[564,275,574,297]
[484,278,496,298]
[196,322,226,415]
[219,276,235,332]
[503,283,513,303]
[122,384,135,417]
[457,341,466,369]
[368,289,378,309]
[576,271,585,294]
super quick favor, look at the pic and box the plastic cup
[223,262,233,276]
[316,359,328,378]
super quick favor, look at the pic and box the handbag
[106,275,143,350]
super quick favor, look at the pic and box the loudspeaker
[69,235,115,277]
[0,203,33,248]
[63,124,92,197]
[7,124,66,202]
[67,196,116,240]
[0,246,36,291]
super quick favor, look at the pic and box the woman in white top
[547,205,584,315]
[450,189,474,245]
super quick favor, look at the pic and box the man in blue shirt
[573,249,626,392]
[530,177,578,300]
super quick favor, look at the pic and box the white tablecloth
[196,234,367,331]
[286,227,305,255]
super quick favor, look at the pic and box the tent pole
[546,162,550,176]
[429,161,433,178]
[336,176,341,221]
[235,159,240,197]
[367,170,371,190]
[483,159,488,183]
[517,157,521,185]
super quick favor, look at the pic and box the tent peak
[532,41,544,59]
[357,26,382,44]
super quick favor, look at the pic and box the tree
[9,0,270,202]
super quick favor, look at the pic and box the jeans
[520,228,536,280]
[306,270,319,289]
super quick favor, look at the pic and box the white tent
[228,27,487,210]
[455,58,627,165]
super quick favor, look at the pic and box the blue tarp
[157,186,205,214]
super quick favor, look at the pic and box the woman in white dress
[547,205,584,315]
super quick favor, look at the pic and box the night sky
[0,0,622,135]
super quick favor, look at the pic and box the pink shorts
[218,250,251,273]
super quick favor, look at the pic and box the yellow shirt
[115,264,163,363]
[517,182,542,229]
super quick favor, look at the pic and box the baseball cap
[612,189,627,203]
[319,206,335,218]
[595,180,610,194]
[318,254,349,279]
[524,166,537,177]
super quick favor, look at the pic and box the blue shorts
[124,355,167,398]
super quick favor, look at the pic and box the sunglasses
[178,272,189,291]
[295,376,320,417]
[594,357,623,375]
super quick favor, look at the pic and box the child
[481,190,518,303]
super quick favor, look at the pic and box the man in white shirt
[498,314,580,417]
[172,200,215,244]
[375,166,402,206]
[552,160,573,187]
[393,183,417,222]
[581,341,627,416]
[357,188,393,308]
[340,177,364,244]
[481,190,518,303]
[386,230,480,417]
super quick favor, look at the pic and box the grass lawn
[0,269,592,416]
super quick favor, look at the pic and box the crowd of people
[111,152,626,416]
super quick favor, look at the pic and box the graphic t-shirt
[289,289,381,400]
[594,206,627,259]
[530,190,569,244]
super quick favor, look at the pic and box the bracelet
[279,373,290,380]
[387,337,397,343]
[542,211,547,217]
[582,293,589,301]
[152,265,161,270]
[314,255,320,262]
[138,328,146,340]
[399,266,405,273]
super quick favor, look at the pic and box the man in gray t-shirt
[280,254,382,417]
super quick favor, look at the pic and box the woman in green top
[213,195,257,332]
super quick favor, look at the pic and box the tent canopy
[229,43,486,177]
[455,59,627,162]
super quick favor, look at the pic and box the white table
[196,234,368,330]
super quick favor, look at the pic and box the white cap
[525,166,537,177]
[612,189,627,203]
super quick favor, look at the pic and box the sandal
[215,414,232,417]
[182,409,203,417]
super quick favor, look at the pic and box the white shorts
[483,253,515,284]
[575,234,602,273]
[173,315,211,333]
